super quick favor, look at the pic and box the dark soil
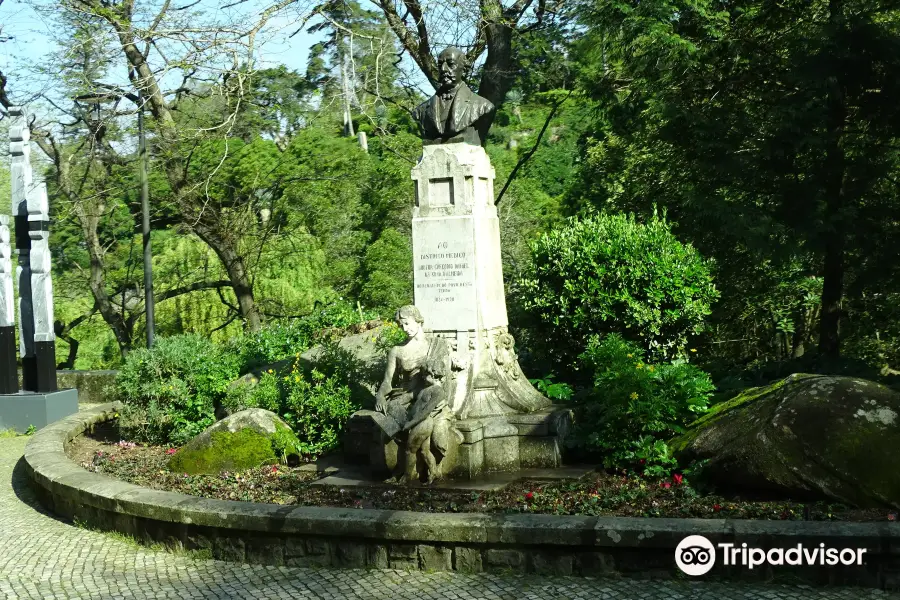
[67,434,897,522]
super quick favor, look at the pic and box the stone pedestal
[411,144,548,421]
[344,406,573,480]
[0,389,78,431]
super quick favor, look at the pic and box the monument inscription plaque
[413,218,476,331]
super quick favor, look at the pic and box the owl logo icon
[675,535,716,576]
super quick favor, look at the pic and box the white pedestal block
[411,144,548,420]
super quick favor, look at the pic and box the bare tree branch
[495,90,572,206]
[374,0,438,87]
[156,279,232,302]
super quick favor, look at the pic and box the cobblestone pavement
[1,435,898,600]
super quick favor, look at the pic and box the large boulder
[168,408,300,474]
[299,325,389,408]
[226,326,392,416]
[671,373,900,508]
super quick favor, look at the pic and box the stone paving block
[366,544,388,569]
[333,542,367,568]
[213,537,245,562]
[246,537,285,566]
[575,551,616,576]
[305,538,330,557]
[284,537,306,558]
[529,551,573,576]
[390,543,418,560]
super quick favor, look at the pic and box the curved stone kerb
[24,404,900,555]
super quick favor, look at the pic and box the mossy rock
[168,408,300,475]
[671,373,900,508]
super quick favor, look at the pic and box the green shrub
[247,359,357,457]
[229,298,381,373]
[115,335,241,445]
[530,374,574,401]
[375,321,408,354]
[305,297,381,330]
[229,322,317,374]
[516,211,718,370]
[573,333,714,475]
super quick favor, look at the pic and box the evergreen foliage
[115,335,241,444]
[517,212,718,372]
[6,0,900,472]
[574,334,715,475]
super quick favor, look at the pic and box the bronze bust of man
[412,47,495,146]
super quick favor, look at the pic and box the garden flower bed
[29,405,900,585]
[68,433,896,522]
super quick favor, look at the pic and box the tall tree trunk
[818,0,847,362]
[476,15,514,113]
[193,223,262,332]
[109,17,263,332]
[819,223,844,360]
[82,207,135,357]
[791,307,806,359]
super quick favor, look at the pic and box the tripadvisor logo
[675,535,716,576]
[675,535,868,576]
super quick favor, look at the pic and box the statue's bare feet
[425,465,443,486]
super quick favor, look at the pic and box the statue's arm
[375,348,398,412]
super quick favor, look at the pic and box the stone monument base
[344,405,573,482]
[0,388,78,431]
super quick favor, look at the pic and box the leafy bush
[245,358,357,457]
[115,335,241,445]
[229,298,381,373]
[530,374,574,401]
[374,320,408,354]
[229,321,317,374]
[573,333,714,475]
[516,211,718,370]
[305,297,381,330]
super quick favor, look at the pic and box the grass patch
[0,425,36,438]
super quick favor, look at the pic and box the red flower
[166,448,177,455]
[270,466,278,474]
[525,491,534,500]
[713,504,722,512]
[672,474,684,486]
[889,513,897,522]
[639,459,646,465]
[661,482,671,489]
